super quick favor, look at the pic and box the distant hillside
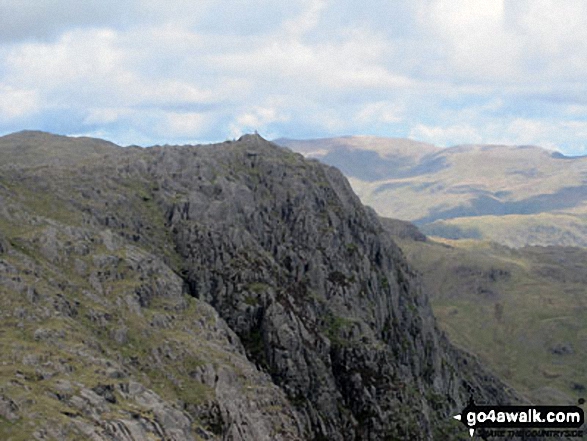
[275,136,441,183]
[422,212,587,248]
[392,228,587,407]
[276,137,587,247]
[0,130,119,167]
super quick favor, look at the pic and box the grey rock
[0,395,19,421]
[380,216,427,241]
[111,326,128,344]
[0,132,526,440]
[551,342,574,355]
[0,233,9,254]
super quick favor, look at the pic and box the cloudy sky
[1,0,587,154]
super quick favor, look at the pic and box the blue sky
[1,0,587,155]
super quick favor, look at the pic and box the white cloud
[0,0,130,42]
[413,0,587,84]
[229,101,290,138]
[355,101,404,125]
[564,105,587,116]
[83,107,132,125]
[410,124,484,147]
[0,85,39,119]
[408,116,587,155]
[504,118,552,145]
[0,0,222,42]
[282,0,327,37]
[5,28,123,94]
[0,1,587,154]
[207,25,412,100]
[415,0,522,80]
[164,112,212,138]
[513,0,587,54]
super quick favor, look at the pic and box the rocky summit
[0,131,521,440]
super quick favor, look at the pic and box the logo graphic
[453,398,585,438]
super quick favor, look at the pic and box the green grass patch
[398,236,587,404]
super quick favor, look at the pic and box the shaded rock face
[0,132,520,440]
[379,217,427,242]
[150,137,520,439]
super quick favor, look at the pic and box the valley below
[385,220,587,406]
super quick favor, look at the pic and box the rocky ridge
[0,131,521,440]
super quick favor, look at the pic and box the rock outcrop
[0,131,521,440]
[379,217,428,242]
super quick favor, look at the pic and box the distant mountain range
[275,137,587,247]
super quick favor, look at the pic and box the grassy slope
[396,235,587,405]
[421,210,587,247]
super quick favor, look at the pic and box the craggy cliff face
[0,132,519,440]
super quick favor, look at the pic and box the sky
[1,0,587,155]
